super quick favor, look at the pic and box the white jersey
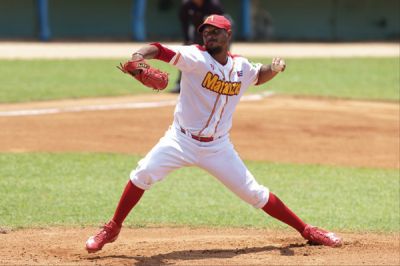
[167,45,262,139]
[130,43,269,209]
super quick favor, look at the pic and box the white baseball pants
[130,125,269,208]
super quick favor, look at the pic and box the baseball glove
[117,59,169,91]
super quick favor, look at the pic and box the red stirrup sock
[112,180,145,226]
[262,192,307,233]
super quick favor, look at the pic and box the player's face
[202,25,231,54]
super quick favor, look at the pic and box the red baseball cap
[198,14,231,33]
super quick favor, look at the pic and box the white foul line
[0,100,177,117]
[0,91,274,117]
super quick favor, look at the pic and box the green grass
[0,57,398,103]
[0,59,177,103]
[0,153,398,232]
[254,57,400,101]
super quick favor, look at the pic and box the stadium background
[0,0,399,41]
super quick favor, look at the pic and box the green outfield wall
[0,0,398,41]
[0,0,36,38]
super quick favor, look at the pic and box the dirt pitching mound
[0,227,399,265]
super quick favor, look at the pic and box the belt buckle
[180,126,213,142]
[193,135,213,142]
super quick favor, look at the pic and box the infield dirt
[0,94,398,168]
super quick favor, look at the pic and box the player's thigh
[130,134,192,190]
[199,145,269,208]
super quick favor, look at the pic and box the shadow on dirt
[88,243,306,265]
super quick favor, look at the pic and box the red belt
[180,127,214,142]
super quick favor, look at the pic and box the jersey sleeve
[245,59,263,86]
[150,43,198,72]
[167,45,200,72]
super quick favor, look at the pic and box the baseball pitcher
[85,15,342,253]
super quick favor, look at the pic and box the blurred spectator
[171,0,225,93]
[252,0,273,40]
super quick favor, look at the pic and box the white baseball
[271,58,286,72]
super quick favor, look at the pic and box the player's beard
[206,46,223,55]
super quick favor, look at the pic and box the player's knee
[130,160,160,190]
[246,185,269,208]
[241,172,269,208]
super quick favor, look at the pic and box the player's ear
[226,30,232,40]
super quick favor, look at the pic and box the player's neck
[211,52,228,66]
